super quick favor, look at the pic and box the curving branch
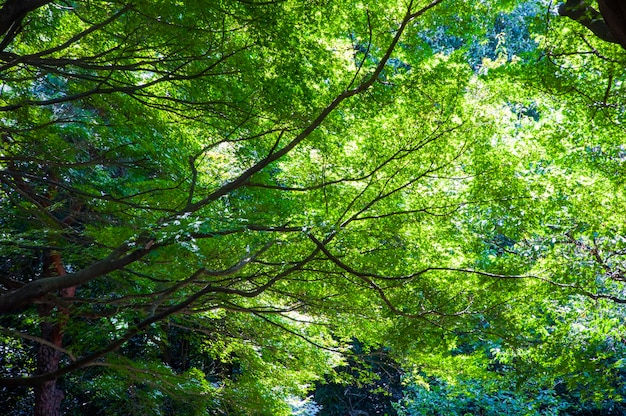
[183,0,446,213]
[559,0,626,49]
[0,0,53,51]
[598,0,626,49]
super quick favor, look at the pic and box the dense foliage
[1,0,626,415]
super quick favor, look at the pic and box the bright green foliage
[397,376,570,416]
[392,2,626,412]
[1,0,626,414]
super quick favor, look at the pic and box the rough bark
[34,251,74,416]
[34,304,64,416]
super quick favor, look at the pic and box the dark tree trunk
[598,0,626,50]
[0,0,53,51]
[558,0,617,44]
[558,0,626,50]
[34,251,75,416]
[34,303,64,416]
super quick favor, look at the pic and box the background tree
[394,1,626,414]
[313,342,403,416]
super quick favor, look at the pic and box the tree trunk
[558,0,617,44]
[34,251,74,416]
[598,0,626,50]
[0,0,53,51]
[34,303,64,416]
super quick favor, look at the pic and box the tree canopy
[1,0,626,415]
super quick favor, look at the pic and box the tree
[0,0,514,414]
[313,342,403,416]
[2,0,626,415]
[395,2,626,413]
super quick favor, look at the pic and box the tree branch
[598,0,626,49]
[184,0,445,213]
[0,0,53,51]
[558,0,619,45]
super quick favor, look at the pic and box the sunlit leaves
[3,0,626,414]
